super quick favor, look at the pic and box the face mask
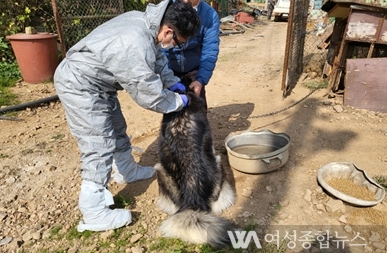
[160,35,174,50]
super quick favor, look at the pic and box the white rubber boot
[77,181,132,232]
[111,149,155,184]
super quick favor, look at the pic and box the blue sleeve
[196,6,220,86]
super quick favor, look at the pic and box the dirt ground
[1,19,387,253]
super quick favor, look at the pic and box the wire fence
[303,9,334,76]
[52,0,329,79]
[52,0,124,57]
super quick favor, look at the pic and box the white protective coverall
[54,0,184,232]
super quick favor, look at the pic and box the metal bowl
[224,129,290,174]
[317,162,386,206]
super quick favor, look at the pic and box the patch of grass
[114,231,133,248]
[113,194,133,208]
[0,61,21,81]
[49,225,63,239]
[0,83,19,107]
[0,61,21,108]
[65,224,94,241]
[373,175,387,190]
[0,154,9,158]
[51,133,65,140]
[302,79,328,90]
[21,149,34,156]
[149,237,197,253]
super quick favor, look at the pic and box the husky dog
[154,78,238,247]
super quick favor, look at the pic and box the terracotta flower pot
[6,33,59,84]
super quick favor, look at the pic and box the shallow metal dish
[317,162,386,206]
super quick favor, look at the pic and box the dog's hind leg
[211,156,236,214]
[211,180,235,214]
[154,163,179,215]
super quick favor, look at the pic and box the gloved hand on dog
[179,94,189,107]
[169,82,186,92]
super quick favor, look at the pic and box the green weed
[0,61,20,108]
[149,237,197,253]
[49,225,63,239]
[51,133,65,140]
[113,194,133,208]
[21,149,33,156]
[0,84,18,108]
[374,175,387,190]
[302,79,328,90]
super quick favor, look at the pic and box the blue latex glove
[169,82,186,92]
[179,94,189,107]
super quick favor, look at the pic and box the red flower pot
[6,33,59,84]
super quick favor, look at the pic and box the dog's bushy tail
[159,209,238,248]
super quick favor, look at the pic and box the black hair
[162,0,201,39]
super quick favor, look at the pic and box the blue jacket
[163,1,220,86]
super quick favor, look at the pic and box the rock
[369,232,380,242]
[322,100,333,105]
[5,177,16,184]
[324,199,346,213]
[344,225,352,233]
[0,237,13,245]
[67,247,79,253]
[100,230,115,241]
[242,188,253,198]
[315,204,325,212]
[130,234,143,244]
[0,212,7,221]
[304,189,312,202]
[265,186,273,192]
[373,242,386,250]
[32,231,41,240]
[42,229,51,239]
[279,200,289,207]
[338,215,347,223]
[141,221,148,230]
[333,105,343,113]
[277,211,288,220]
[131,246,143,253]
[22,231,33,242]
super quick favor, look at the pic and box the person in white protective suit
[53,0,200,232]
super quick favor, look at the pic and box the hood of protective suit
[54,0,183,114]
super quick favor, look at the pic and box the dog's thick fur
[155,79,238,247]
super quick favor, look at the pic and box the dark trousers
[267,5,274,20]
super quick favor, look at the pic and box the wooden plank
[317,25,334,49]
[344,58,387,112]
[379,15,387,42]
[327,3,351,18]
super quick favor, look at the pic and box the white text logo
[228,230,262,249]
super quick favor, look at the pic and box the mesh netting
[52,0,124,56]
[303,10,335,76]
